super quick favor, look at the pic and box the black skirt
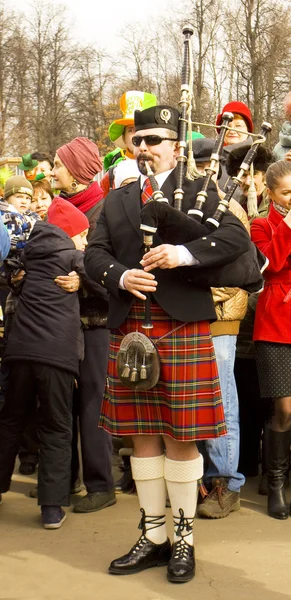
[255,341,291,398]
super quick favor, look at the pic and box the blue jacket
[0,218,10,260]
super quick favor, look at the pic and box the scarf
[273,201,289,217]
[59,181,104,214]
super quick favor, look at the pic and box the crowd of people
[0,88,291,585]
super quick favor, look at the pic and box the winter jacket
[238,188,270,222]
[251,202,291,344]
[0,201,39,255]
[210,198,249,336]
[59,187,109,327]
[5,221,85,374]
[273,121,291,161]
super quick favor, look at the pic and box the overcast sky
[10,0,174,50]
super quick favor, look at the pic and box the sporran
[117,331,160,391]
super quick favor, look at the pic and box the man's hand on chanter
[141,244,179,272]
[123,269,157,300]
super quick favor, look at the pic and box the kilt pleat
[100,301,226,441]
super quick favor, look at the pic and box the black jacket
[59,192,109,325]
[6,221,84,374]
[84,169,251,328]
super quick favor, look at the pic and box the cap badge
[160,109,171,123]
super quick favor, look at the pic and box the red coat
[251,203,291,343]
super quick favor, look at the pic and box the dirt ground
[0,468,291,600]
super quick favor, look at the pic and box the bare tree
[71,47,116,152]
[2,0,291,158]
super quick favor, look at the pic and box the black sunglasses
[132,134,177,147]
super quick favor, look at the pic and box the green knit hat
[109,91,157,149]
[18,153,38,171]
[4,175,33,200]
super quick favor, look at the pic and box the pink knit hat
[57,137,102,185]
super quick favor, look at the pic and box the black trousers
[235,357,266,476]
[0,313,39,466]
[76,327,113,492]
[0,361,74,506]
[18,414,39,466]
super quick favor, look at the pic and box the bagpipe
[140,24,271,293]
[117,24,271,391]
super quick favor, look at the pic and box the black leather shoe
[167,540,195,583]
[115,466,135,494]
[108,535,171,575]
[19,462,36,475]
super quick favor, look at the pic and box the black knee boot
[258,427,267,495]
[265,427,290,520]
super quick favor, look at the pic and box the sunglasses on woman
[132,134,178,147]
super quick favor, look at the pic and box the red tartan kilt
[100,301,226,441]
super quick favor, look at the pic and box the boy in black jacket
[0,198,89,529]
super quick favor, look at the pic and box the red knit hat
[216,101,254,133]
[56,137,102,185]
[48,198,89,238]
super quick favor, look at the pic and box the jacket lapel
[121,179,143,242]
[161,168,177,206]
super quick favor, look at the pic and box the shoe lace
[138,507,166,535]
[129,509,167,555]
[205,479,227,509]
[130,534,148,554]
[172,508,194,559]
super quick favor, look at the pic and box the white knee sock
[164,455,203,546]
[130,455,167,544]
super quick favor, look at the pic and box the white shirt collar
[140,168,174,190]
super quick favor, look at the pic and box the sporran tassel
[140,354,147,380]
[121,353,131,379]
[130,351,139,382]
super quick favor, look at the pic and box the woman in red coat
[251,160,291,520]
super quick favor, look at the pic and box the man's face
[36,160,52,177]
[122,126,135,153]
[195,160,219,182]
[240,170,266,197]
[224,114,249,145]
[134,127,178,175]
